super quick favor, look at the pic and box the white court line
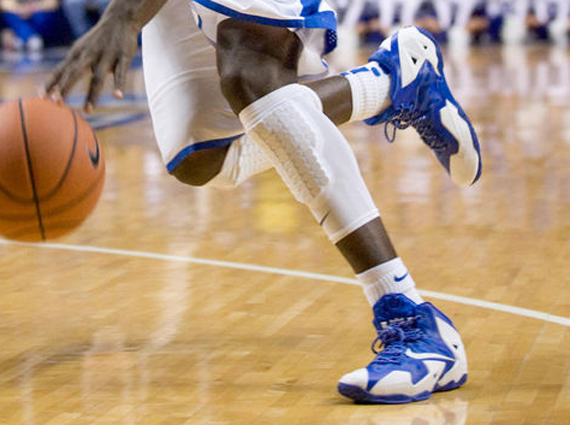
[1,239,569,327]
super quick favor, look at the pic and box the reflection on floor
[0,43,568,425]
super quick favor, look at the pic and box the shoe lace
[383,104,448,154]
[371,316,423,364]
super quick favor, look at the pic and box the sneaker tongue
[372,294,418,326]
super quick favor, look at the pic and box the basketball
[0,98,105,242]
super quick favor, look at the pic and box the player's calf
[170,145,231,187]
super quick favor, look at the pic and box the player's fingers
[57,53,95,99]
[44,45,86,94]
[44,59,71,98]
[113,56,131,99]
[85,63,109,112]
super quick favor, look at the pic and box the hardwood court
[0,43,569,425]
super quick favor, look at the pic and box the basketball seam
[0,177,33,203]
[40,169,104,219]
[19,99,46,241]
[0,105,79,204]
[0,151,104,223]
[0,131,34,202]
[0,169,103,221]
[37,110,79,201]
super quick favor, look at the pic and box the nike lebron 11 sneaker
[366,26,482,187]
[338,294,468,404]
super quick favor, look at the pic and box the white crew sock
[357,257,424,305]
[341,62,392,122]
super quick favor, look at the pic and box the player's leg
[217,19,468,404]
[145,0,479,191]
[216,24,481,188]
[142,0,270,187]
[146,1,473,403]
[217,17,416,280]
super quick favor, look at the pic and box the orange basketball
[0,98,105,242]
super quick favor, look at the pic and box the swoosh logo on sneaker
[405,349,455,363]
[394,272,409,282]
[87,132,101,168]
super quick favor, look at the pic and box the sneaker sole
[376,27,482,186]
[338,373,468,405]
[412,27,482,186]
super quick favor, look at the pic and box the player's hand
[43,18,139,113]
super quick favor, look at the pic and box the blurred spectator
[528,0,569,42]
[0,0,68,51]
[0,0,568,52]
[62,0,109,38]
[356,2,385,44]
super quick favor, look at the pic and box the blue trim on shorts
[193,0,337,31]
[301,0,321,16]
[166,134,244,173]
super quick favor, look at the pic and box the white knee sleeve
[205,135,272,190]
[239,84,379,244]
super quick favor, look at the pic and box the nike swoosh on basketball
[394,272,409,282]
[87,135,100,168]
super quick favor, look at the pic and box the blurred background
[1,0,570,53]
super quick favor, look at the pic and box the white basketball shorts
[142,0,337,173]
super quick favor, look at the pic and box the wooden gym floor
[0,42,569,425]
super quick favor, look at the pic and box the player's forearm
[100,0,170,30]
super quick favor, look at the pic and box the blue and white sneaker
[366,26,482,187]
[338,294,468,404]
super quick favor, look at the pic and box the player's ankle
[357,257,424,305]
[341,63,392,122]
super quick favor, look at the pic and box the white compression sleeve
[205,135,272,190]
[239,84,379,244]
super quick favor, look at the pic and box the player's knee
[169,146,230,187]
[217,19,302,113]
[218,66,260,112]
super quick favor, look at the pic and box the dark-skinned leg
[171,75,354,187]
[172,20,302,186]
[216,19,354,123]
[172,21,356,187]
[335,217,397,274]
[217,19,303,113]
[210,16,466,404]
[170,145,231,187]
[303,76,353,126]
[216,19,406,277]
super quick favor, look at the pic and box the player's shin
[238,83,421,305]
[239,83,379,244]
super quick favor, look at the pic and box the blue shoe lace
[371,316,423,364]
[383,105,448,155]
